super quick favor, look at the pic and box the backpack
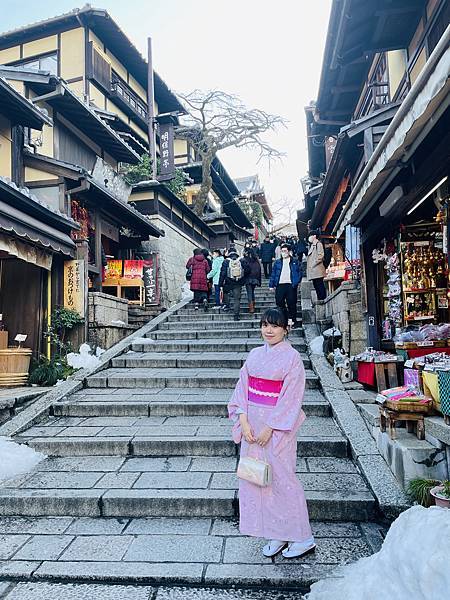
[228,258,243,281]
[323,247,332,269]
[186,265,193,281]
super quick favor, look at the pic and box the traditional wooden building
[303,0,449,353]
[235,174,272,238]
[0,78,78,357]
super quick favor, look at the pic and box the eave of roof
[0,77,52,129]
[131,180,215,237]
[0,6,184,115]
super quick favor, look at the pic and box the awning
[335,25,450,236]
[0,233,52,270]
[0,199,76,260]
[0,78,52,129]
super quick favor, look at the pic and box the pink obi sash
[248,376,283,406]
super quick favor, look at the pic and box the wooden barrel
[0,348,32,387]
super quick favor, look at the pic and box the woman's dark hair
[212,248,222,256]
[193,248,202,256]
[260,307,289,330]
[245,248,258,261]
[201,248,210,258]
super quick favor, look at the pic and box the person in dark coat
[243,248,261,314]
[219,246,250,321]
[186,249,211,311]
[269,244,302,328]
[260,237,276,278]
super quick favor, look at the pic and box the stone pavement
[0,286,385,594]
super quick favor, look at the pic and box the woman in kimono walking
[228,307,315,559]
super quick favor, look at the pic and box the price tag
[14,334,27,343]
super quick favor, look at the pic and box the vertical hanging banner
[142,255,159,305]
[157,120,175,181]
[64,260,85,317]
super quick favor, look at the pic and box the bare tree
[176,90,286,215]
[270,196,297,229]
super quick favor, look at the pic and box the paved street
[0,287,384,595]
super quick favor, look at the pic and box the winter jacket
[207,256,225,285]
[306,240,326,280]
[186,254,211,292]
[269,257,302,288]
[260,241,275,263]
[219,252,250,290]
[244,258,262,286]
[293,239,308,261]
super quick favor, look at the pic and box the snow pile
[67,343,105,370]
[307,505,450,600]
[309,335,324,355]
[181,282,193,300]
[0,437,45,482]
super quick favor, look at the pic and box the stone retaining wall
[141,215,198,308]
[88,292,134,350]
[314,281,367,355]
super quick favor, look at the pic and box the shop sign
[157,122,175,181]
[123,260,144,279]
[64,260,85,317]
[105,260,123,280]
[143,255,159,305]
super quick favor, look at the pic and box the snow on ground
[67,343,104,370]
[0,437,45,482]
[307,505,450,600]
[309,335,324,354]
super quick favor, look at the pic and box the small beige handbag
[237,446,272,487]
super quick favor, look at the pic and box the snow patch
[67,343,104,370]
[0,437,46,482]
[307,505,450,600]
[181,282,193,300]
[309,335,324,354]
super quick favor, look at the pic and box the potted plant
[408,478,450,508]
[430,480,450,509]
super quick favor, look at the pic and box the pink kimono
[228,341,313,542]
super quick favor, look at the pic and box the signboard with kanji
[123,260,144,279]
[64,260,85,317]
[158,122,175,181]
[142,255,159,305]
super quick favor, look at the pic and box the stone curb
[0,298,192,438]
[303,323,410,521]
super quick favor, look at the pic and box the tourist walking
[186,249,211,311]
[260,237,275,278]
[228,307,315,559]
[243,248,262,314]
[207,249,225,309]
[219,246,249,321]
[269,244,302,329]
[306,230,327,301]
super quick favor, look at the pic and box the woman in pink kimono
[228,307,315,559]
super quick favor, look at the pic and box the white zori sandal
[262,539,288,558]
[282,538,316,559]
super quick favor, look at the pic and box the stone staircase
[0,286,383,592]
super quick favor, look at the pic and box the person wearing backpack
[243,247,262,314]
[186,249,211,311]
[219,246,250,321]
[269,244,302,329]
[306,230,327,301]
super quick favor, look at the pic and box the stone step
[168,312,278,321]
[146,328,305,340]
[85,367,319,389]
[0,455,374,521]
[0,516,381,590]
[111,352,312,370]
[16,415,345,458]
[131,338,307,353]
[159,319,266,331]
[54,397,330,418]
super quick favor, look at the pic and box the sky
[2,0,332,221]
